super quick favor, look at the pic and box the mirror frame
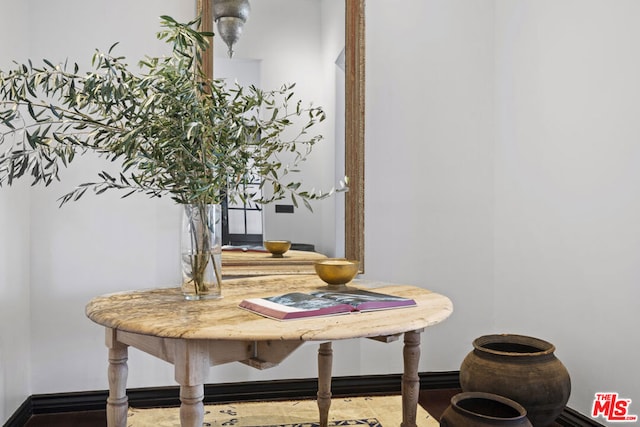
[345,0,365,271]
[198,0,365,271]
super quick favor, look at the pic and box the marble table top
[85,275,453,342]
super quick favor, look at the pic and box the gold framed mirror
[198,0,365,271]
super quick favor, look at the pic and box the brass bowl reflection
[314,259,360,287]
[264,240,291,257]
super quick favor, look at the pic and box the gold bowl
[314,259,360,288]
[264,240,291,257]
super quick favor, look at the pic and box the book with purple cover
[239,289,417,320]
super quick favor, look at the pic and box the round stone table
[86,274,453,427]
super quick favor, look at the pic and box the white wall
[493,1,640,422]
[0,0,32,423]
[23,0,197,396]
[0,187,31,424]
[363,0,496,373]
[0,184,30,425]
[365,0,640,424]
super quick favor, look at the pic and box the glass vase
[181,203,223,300]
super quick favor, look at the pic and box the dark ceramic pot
[440,392,533,427]
[459,334,571,427]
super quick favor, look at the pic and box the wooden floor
[24,389,460,427]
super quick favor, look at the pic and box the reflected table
[85,275,453,427]
[222,249,328,276]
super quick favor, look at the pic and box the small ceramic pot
[440,392,533,427]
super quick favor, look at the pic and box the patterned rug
[127,395,438,427]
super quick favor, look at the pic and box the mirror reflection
[212,0,346,258]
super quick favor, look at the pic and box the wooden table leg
[105,329,129,427]
[174,340,208,427]
[401,330,422,427]
[179,384,205,427]
[317,342,333,427]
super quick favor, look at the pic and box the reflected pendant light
[213,0,251,58]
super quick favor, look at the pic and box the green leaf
[0,16,332,212]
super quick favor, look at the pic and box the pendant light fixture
[213,0,251,58]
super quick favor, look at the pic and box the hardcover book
[239,289,417,320]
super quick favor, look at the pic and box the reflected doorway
[216,58,264,246]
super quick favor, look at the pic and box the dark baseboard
[2,397,31,427]
[19,371,458,417]
[557,407,606,427]
[3,371,604,427]
[4,371,456,426]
